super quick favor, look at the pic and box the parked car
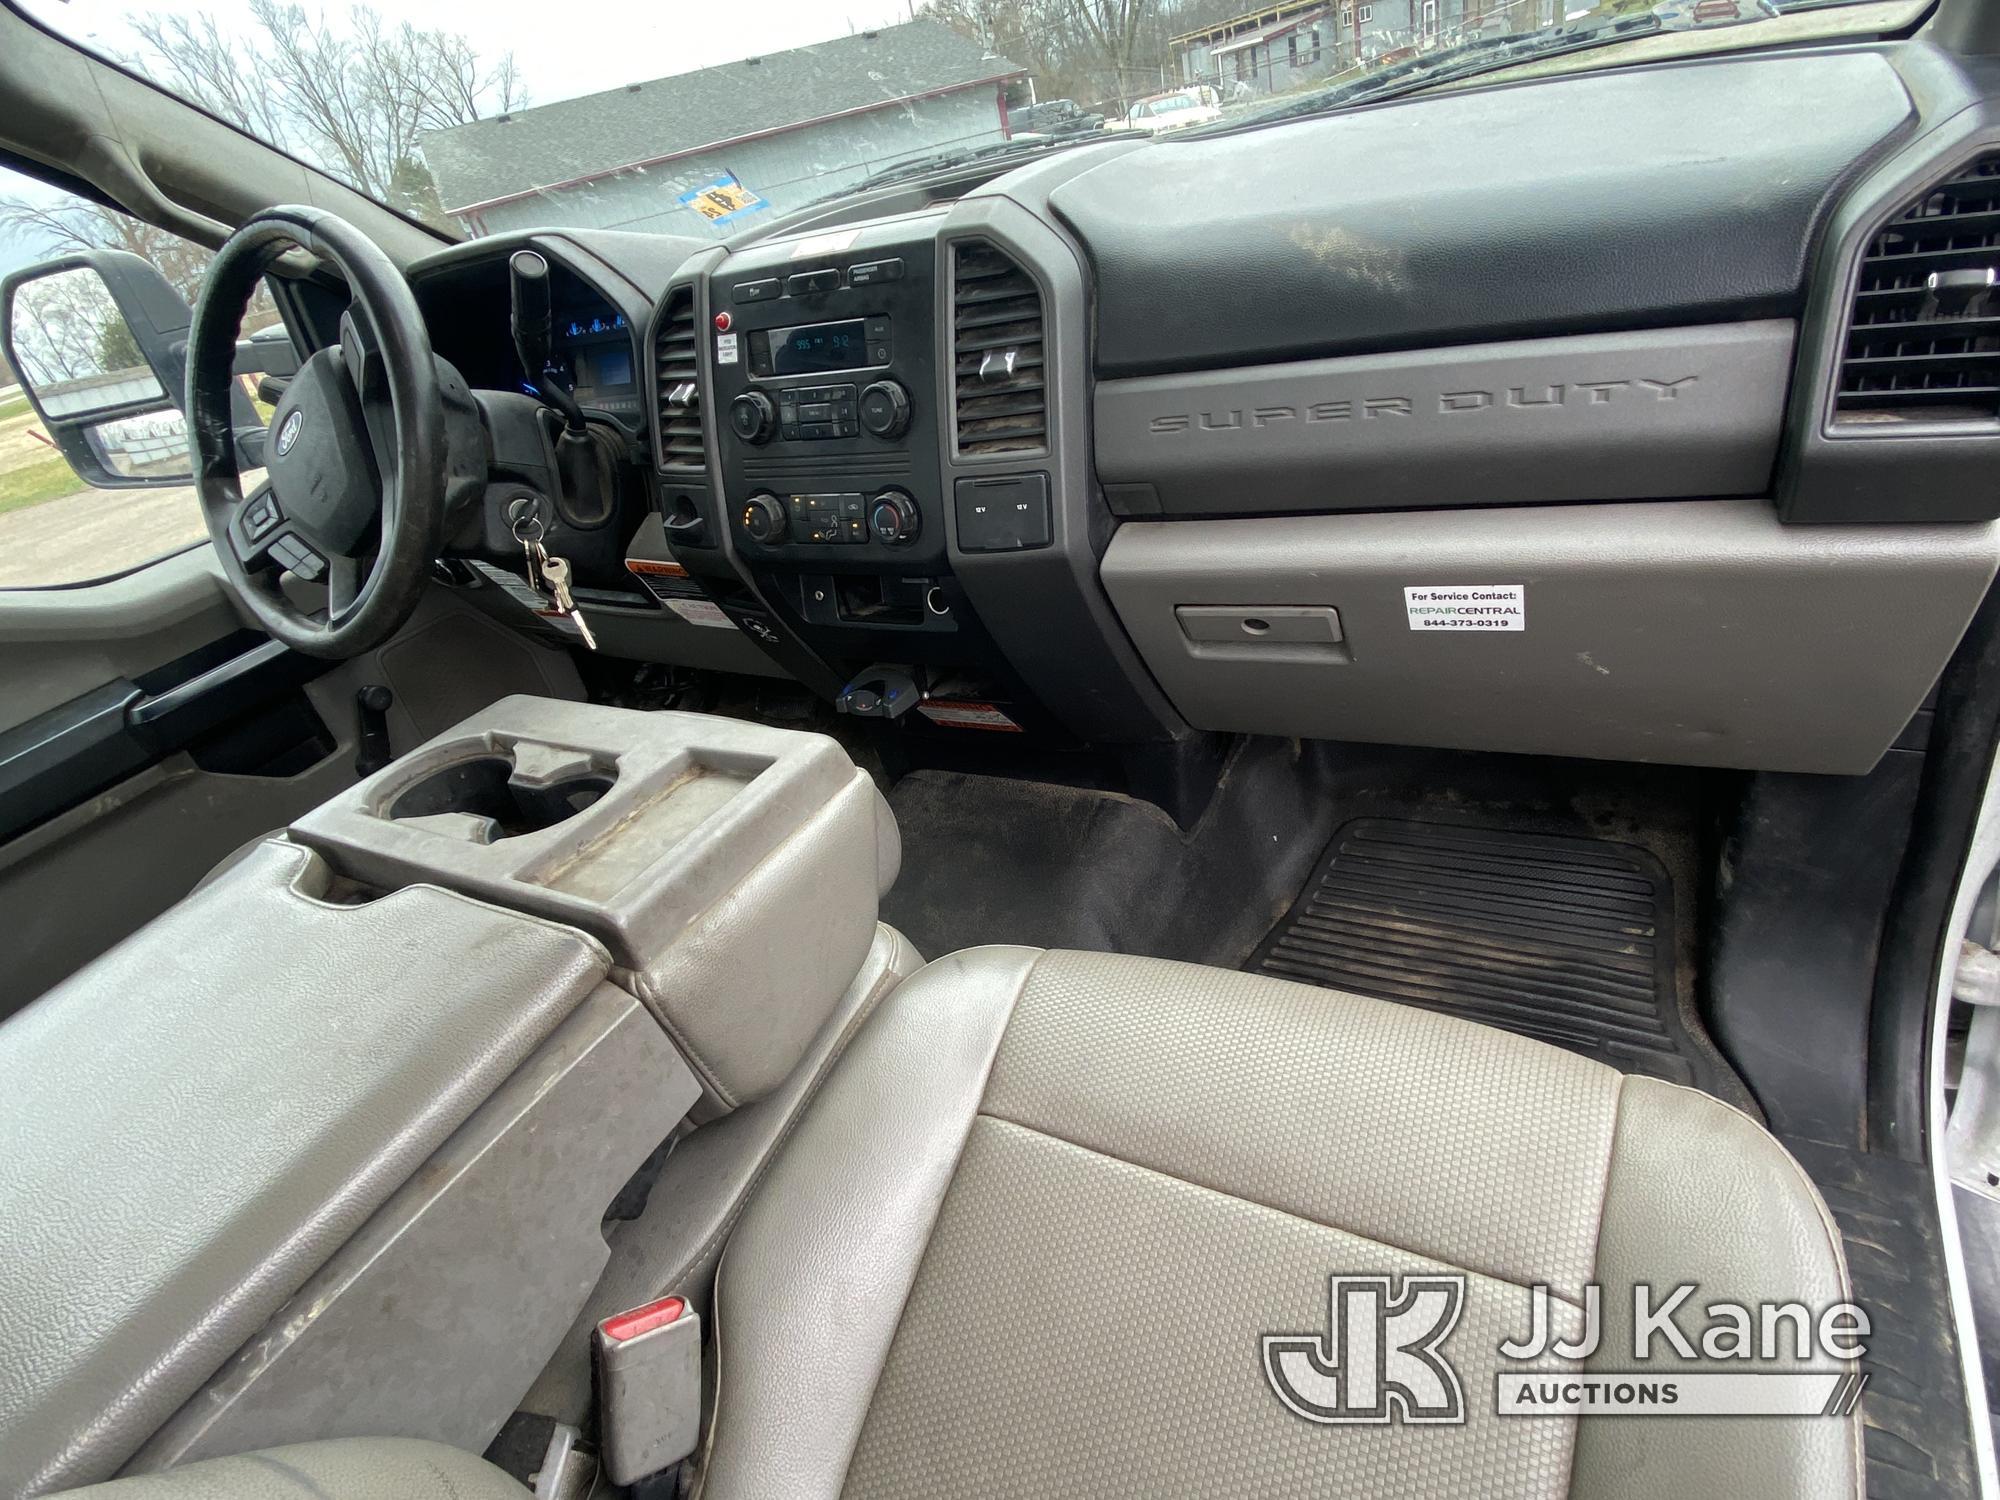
[1110,85,1224,133]
[1011,97,1105,137]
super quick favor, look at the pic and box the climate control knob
[740,491,788,544]
[729,391,777,445]
[868,489,921,547]
[858,380,913,440]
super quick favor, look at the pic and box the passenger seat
[59,949,1857,1498]
[56,1439,524,1498]
[695,948,1859,1498]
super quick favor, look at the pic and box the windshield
[8,0,1909,243]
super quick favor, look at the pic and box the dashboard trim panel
[1094,321,1795,516]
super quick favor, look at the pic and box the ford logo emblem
[275,410,304,457]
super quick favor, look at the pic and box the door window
[0,166,278,588]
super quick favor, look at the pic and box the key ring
[510,512,546,546]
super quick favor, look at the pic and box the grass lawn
[0,392,29,423]
[0,453,83,517]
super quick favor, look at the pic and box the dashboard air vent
[952,241,1047,456]
[654,288,705,468]
[1837,153,2000,423]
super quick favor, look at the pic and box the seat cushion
[697,948,1860,1500]
[50,1439,525,1499]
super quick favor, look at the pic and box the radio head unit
[750,316,894,378]
[702,228,941,569]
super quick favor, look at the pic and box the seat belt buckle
[596,1294,702,1487]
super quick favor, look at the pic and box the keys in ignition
[511,508,548,591]
[538,554,598,651]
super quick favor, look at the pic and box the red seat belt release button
[597,1294,701,1486]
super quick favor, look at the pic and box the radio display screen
[769,319,867,375]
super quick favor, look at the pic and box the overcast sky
[1,0,926,273]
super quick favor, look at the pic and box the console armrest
[287,698,901,1110]
[0,842,609,1497]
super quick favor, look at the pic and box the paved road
[0,485,206,588]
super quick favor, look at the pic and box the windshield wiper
[1228,13,1669,127]
[820,134,1098,205]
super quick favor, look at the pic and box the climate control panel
[738,490,923,548]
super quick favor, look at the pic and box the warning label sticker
[916,700,1024,733]
[664,598,737,630]
[1404,584,1526,631]
[715,331,739,366]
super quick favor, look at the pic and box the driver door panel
[0,567,585,1020]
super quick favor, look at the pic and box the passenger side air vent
[1837,153,2000,423]
[654,288,705,468]
[952,241,1047,456]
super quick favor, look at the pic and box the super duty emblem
[1147,376,1698,434]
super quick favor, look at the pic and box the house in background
[1169,2,1338,96]
[1169,0,1496,97]
[422,21,1027,240]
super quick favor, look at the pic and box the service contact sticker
[1405,584,1525,631]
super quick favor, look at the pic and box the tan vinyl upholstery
[50,1440,525,1500]
[697,948,1860,1500]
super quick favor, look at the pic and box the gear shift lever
[510,250,615,527]
[509,250,587,435]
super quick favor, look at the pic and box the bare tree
[1064,0,1161,98]
[121,3,526,226]
[925,0,1182,107]
[0,198,212,303]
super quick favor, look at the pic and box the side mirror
[1,251,194,489]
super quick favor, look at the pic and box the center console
[652,196,1192,756]
[2,695,909,1491]
[708,224,971,660]
[713,234,938,565]
[291,695,900,1107]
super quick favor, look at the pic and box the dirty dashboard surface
[423,39,2000,778]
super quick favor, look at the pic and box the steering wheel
[188,206,446,659]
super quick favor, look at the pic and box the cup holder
[388,753,613,840]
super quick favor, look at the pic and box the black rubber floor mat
[1249,817,1750,1102]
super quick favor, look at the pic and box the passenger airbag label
[1405,585,1525,631]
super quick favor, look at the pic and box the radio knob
[741,491,788,544]
[729,391,777,445]
[858,380,912,440]
[868,489,921,547]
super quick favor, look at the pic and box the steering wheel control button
[847,259,904,286]
[954,473,1054,552]
[859,381,912,440]
[869,489,921,547]
[740,493,788,544]
[244,494,282,541]
[729,391,777,445]
[266,534,327,581]
[785,268,841,297]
